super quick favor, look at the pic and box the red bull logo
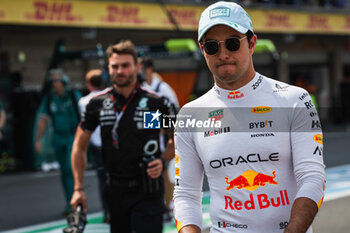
[224,190,290,211]
[225,170,278,191]
[227,91,244,100]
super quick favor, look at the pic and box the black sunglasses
[202,36,247,55]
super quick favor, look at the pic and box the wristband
[74,184,90,191]
[74,187,84,191]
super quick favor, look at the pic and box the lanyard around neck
[111,85,138,148]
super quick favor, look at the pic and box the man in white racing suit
[173,2,326,233]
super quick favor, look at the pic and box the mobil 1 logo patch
[204,127,230,137]
[143,110,161,129]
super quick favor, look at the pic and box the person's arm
[179,225,201,233]
[147,130,174,179]
[70,126,92,211]
[161,96,178,163]
[0,109,6,129]
[35,97,50,153]
[0,109,6,140]
[35,115,48,153]
[284,197,318,233]
[162,129,175,162]
[147,97,177,179]
[287,88,326,232]
[173,107,204,232]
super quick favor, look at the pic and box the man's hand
[70,126,92,212]
[70,190,87,212]
[284,197,318,233]
[35,140,42,153]
[35,116,48,154]
[179,225,201,233]
[147,158,163,179]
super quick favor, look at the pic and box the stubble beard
[214,70,244,88]
[112,73,134,87]
[217,73,241,84]
[214,60,250,88]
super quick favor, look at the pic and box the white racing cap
[198,1,254,42]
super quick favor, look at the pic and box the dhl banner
[0,0,204,30]
[250,8,350,34]
[0,0,349,34]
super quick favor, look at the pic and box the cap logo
[209,7,230,19]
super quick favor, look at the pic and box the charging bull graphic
[225,170,278,191]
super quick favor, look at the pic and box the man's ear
[199,43,204,55]
[249,34,258,55]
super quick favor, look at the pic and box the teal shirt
[39,90,81,135]
[0,101,4,123]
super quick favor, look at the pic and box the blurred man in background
[78,69,108,221]
[140,56,179,221]
[35,68,81,216]
[140,57,179,109]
